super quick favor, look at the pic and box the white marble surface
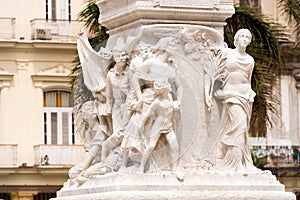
[96,0,234,34]
[57,1,296,199]
[54,171,295,200]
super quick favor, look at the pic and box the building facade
[0,0,86,199]
[0,0,299,199]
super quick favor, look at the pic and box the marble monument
[53,0,296,199]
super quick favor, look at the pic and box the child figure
[138,79,179,173]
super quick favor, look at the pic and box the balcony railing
[0,17,16,40]
[251,145,300,167]
[34,144,84,166]
[30,19,84,42]
[0,144,18,166]
[43,107,74,145]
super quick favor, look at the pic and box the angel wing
[77,31,112,92]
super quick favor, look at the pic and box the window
[46,0,71,20]
[34,192,56,200]
[43,90,74,145]
[0,193,10,200]
[43,90,73,107]
[239,0,260,9]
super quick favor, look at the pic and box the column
[294,69,300,145]
[0,74,14,144]
[281,75,290,138]
[16,60,32,165]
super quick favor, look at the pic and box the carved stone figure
[120,86,155,171]
[133,37,183,112]
[93,81,112,139]
[138,79,179,173]
[212,29,258,172]
[101,39,131,162]
[69,101,107,184]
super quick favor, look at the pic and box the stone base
[53,170,296,200]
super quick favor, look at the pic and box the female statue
[214,29,258,172]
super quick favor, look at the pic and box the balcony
[30,19,84,42]
[0,17,16,40]
[34,144,84,166]
[0,144,18,167]
[251,145,300,170]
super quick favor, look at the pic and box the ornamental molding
[0,69,14,89]
[96,0,234,33]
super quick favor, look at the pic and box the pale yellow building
[0,0,86,199]
[0,0,299,199]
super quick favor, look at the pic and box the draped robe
[214,48,258,172]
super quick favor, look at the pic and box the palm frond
[278,0,300,24]
[278,0,300,47]
[78,0,101,35]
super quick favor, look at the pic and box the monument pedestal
[54,171,295,200]
[58,1,295,200]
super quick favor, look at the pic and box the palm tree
[277,0,300,69]
[278,0,300,48]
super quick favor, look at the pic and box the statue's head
[134,41,154,59]
[82,101,96,122]
[112,38,128,68]
[234,28,252,48]
[153,37,176,55]
[154,79,171,95]
[99,47,112,60]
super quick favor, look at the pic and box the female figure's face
[237,32,251,47]
[235,31,251,49]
